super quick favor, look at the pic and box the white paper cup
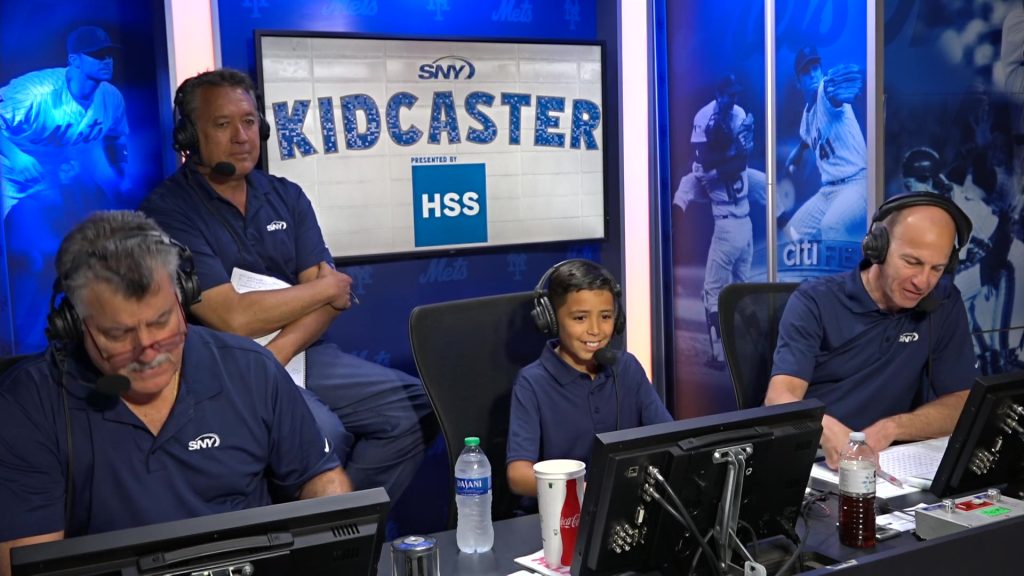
[534,459,586,569]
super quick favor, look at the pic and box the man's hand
[820,414,853,469]
[863,418,899,455]
[823,64,863,106]
[317,262,354,311]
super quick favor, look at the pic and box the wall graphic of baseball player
[673,74,766,369]
[0,26,128,218]
[782,46,866,255]
[902,143,1024,375]
[0,25,128,351]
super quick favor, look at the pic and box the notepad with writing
[809,436,949,499]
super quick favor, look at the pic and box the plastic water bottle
[838,431,876,548]
[455,436,493,553]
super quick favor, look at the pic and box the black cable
[646,471,724,576]
[737,519,759,562]
[773,505,810,576]
[183,160,255,269]
[54,347,74,532]
[612,367,620,431]
[688,530,717,575]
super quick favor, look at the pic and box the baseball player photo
[782,45,867,250]
[673,74,767,370]
[0,25,129,218]
[0,25,129,352]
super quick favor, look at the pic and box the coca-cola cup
[534,459,586,569]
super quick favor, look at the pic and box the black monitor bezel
[930,371,1024,498]
[572,399,825,576]
[12,488,389,576]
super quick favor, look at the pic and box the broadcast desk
[377,494,1024,575]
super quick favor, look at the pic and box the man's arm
[2,532,63,576]
[508,460,537,498]
[297,467,353,499]
[863,390,969,454]
[767,374,851,468]
[190,263,351,338]
[264,263,350,365]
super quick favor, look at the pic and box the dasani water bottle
[455,436,494,553]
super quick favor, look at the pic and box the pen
[351,292,360,305]
[877,468,903,489]
[904,476,932,490]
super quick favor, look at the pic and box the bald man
[768,194,978,467]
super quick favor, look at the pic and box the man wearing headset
[766,193,979,468]
[0,211,349,576]
[141,69,431,501]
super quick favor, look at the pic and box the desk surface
[377,514,540,576]
[377,494,1024,576]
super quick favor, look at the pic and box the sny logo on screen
[412,163,488,248]
[418,55,476,80]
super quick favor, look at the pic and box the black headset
[171,76,271,156]
[861,192,973,273]
[531,259,626,336]
[46,231,202,344]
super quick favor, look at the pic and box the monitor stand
[710,444,838,576]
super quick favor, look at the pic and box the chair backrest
[718,282,800,409]
[409,291,548,528]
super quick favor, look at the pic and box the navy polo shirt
[772,270,978,431]
[507,340,672,467]
[0,325,339,541]
[141,163,332,293]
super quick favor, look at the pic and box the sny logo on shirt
[266,220,288,232]
[898,332,919,343]
[188,433,221,451]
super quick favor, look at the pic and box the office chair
[409,291,548,529]
[718,282,800,409]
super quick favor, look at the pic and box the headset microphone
[95,374,131,396]
[594,347,619,367]
[211,161,237,177]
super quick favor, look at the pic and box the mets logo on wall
[412,163,488,247]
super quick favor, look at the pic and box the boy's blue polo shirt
[507,340,672,467]
[772,269,978,431]
[141,163,331,292]
[0,325,339,541]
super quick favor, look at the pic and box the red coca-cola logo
[559,478,582,567]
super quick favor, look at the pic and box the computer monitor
[930,371,1024,498]
[572,400,825,576]
[12,488,389,576]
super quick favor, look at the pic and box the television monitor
[930,371,1024,498]
[572,400,825,576]
[255,31,608,260]
[11,488,389,576]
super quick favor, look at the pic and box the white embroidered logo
[266,220,287,232]
[188,433,221,451]
[898,332,919,343]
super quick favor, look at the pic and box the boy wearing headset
[767,193,979,468]
[506,260,672,497]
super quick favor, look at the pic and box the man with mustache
[0,211,350,576]
[767,193,979,468]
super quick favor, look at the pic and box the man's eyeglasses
[83,307,187,369]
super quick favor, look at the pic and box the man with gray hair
[0,211,350,576]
